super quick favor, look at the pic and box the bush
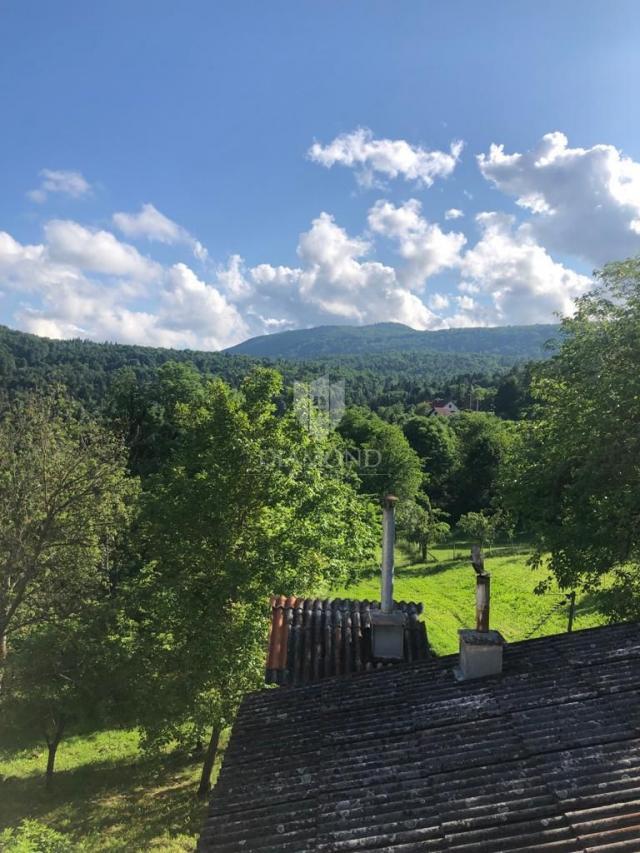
[0,820,77,853]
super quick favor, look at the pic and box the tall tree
[129,369,377,794]
[402,415,459,505]
[338,407,423,500]
[0,392,136,671]
[503,258,640,617]
[448,412,514,520]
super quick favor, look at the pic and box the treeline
[225,320,558,359]
[0,323,534,418]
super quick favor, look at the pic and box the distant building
[428,399,460,417]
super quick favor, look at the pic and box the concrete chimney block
[454,629,505,681]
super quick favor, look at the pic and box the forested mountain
[0,323,542,411]
[225,321,559,359]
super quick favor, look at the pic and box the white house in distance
[428,399,460,417]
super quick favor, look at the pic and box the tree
[397,498,450,562]
[494,367,534,420]
[447,412,514,520]
[471,385,496,412]
[1,604,130,787]
[0,392,136,672]
[502,258,640,617]
[402,415,459,505]
[129,369,377,795]
[456,511,498,548]
[106,361,209,477]
[338,407,423,500]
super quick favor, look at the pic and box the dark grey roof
[199,621,640,852]
[265,597,429,686]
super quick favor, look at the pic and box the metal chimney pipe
[471,545,490,632]
[381,495,398,613]
[476,574,490,632]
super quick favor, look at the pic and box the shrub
[0,820,77,853]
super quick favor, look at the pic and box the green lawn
[1,543,609,851]
[333,543,608,654]
[0,728,223,851]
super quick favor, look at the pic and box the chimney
[454,545,505,680]
[380,494,397,613]
[370,495,406,660]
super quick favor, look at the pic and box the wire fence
[522,592,576,640]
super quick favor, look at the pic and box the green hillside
[225,321,559,359]
[0,323,537,411]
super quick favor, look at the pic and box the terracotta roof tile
[265,597,429,686]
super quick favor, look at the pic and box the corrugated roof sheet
[200,621,640,852]
[265,596,429,686]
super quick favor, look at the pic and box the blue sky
[1,1,640,348]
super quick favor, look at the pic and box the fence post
[567,591,576,633]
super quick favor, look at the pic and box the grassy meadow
[1,544,608,851]
[333,542,608,655]
[0,729,219,852]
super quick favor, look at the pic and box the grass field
[0,729,217,851]
[0,544,608,851]
[333,542,608,655]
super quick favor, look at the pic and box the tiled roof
[200,621,640,852]
[265,596,429,686]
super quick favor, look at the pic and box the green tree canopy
[402,415,460,504]
[448,412,514,520]
[338,407,423,500]
[0,392,137,658]
[129,368,378,796]
[503,258,640,616]
[456,511,498,548]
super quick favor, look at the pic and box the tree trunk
[0,631,7,692]
[421,540,428,562]
[44,719,65,790]
[197,724,221,800]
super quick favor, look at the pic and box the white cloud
[45,220,161,282]
[308,128,463,188]
[368,199,466,288]
[429,293,450,311]
[160,263,248,349]
[216,254,254,299]
[9,129,625,348]
[0,224,247,350]
[296,212,440,327]
[113,203,208,261]
[239,212,443,330]
[27,169,91,203]
[455,212,591,325]
[478,132,640,265]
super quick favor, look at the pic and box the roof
[430,401,459,417]
[199,621,640,852]
[265,596,429,686]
